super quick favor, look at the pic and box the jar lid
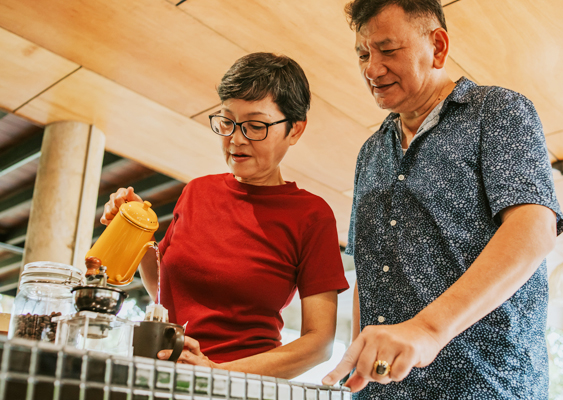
[21,261,84,286]
[119,201,159,231]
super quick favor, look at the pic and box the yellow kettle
[86,201,159,285]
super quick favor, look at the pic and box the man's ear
[432,28,450,69]
[288,119,307,146]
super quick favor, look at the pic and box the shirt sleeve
[296,216,349,299]
[346,139,369,256]
[481,89,563,234]
[158,214,176,255]
[158,184,187,255]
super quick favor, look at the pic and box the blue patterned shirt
[347,77,563,399]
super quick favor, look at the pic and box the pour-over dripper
[145,304,169,323]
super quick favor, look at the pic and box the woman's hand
[100,186,143,226]
[322,319,443,392]
[158,336,219,368]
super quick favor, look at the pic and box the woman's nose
[231,125,249,146]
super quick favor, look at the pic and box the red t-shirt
[158,173,348,363]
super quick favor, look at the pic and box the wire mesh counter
[0,335,351,400]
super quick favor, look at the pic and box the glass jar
[8,261,84,342]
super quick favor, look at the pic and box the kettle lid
[120,201,159,231]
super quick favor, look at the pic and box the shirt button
[383,265,389,272]
[390,220,397,226]
[398,174,405,181]
[378,316,385,323]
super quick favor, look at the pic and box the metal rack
[0,335,351,400]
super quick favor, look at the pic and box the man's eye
[359,54,369,61]
[381,49,397,55]
[249,124,266,131]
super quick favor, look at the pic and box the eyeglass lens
[210,116,268,140]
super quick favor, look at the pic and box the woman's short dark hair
[217,52,311,134]
[345,0,447,33]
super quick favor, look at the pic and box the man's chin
[374,98,395,111]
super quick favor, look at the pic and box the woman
[101,53,348,379]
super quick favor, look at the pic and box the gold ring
[374,360,391,376]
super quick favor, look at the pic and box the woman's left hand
[158,336,219,368]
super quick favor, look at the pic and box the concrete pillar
[22,121,105,273]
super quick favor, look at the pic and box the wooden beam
[4,225,26,246]
[0,151,124,221]
[0,254,22,294]
[0,254,22,271]
[0,276,20,293]
[0,27,79,112]
[0,131,42,178]
[0,0,246,118]
[0,242,24,255]
[15,67,228,184]
[2,167,179,247]
[95,173,180,210]
[0,186,33,219]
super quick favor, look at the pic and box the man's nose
[231,125,249,145]
[364,54,387,81]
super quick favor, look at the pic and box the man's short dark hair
[217,52,311,134]
[345,0,447,33]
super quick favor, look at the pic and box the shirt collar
[443,76,476,106]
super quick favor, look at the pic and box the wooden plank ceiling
[0,0,562,245]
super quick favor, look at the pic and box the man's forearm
[414,204,557,347]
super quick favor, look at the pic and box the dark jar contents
[8,262,83,342]
[13,312,62,342]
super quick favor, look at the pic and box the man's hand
[322,320,443,392]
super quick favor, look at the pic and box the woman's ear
[432,28,450,69]
[288,119,307,146]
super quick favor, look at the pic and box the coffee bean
[13,313,59,343]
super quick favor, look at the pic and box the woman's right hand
[100,186,143,226]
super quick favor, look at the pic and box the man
[323,0,562,398]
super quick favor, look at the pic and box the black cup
[133,321,185,362]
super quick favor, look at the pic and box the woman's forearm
[414,204,557,347]
[139,237,159,301]
[219,329,334,379]
[220,291,338,379]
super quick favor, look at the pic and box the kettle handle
[121,241,157,283]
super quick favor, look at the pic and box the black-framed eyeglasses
[208,115,288,141]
